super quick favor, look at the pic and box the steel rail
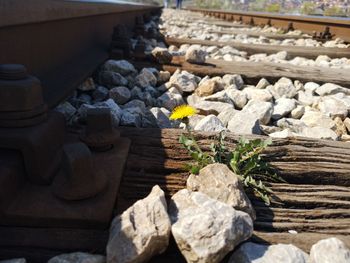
[186,7,350,42]
[0,0,161,108]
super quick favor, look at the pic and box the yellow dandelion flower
[169,105,197,120]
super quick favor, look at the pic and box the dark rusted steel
[313,26,334,41]
[0,111,65,185]
[0,0,161,108]
[133,36,147,61]
[80,108,120,152]
[0,66,131,261]
[51,142,108,201]
[187,7,350,42]
[110,25,133,59]
[0,65,44,113]
[267,18,272,27]
[135,15,146,36]
[322,26,333,39]
[0,1,152,260]
[287,22,294,32]
[0,68,48,126]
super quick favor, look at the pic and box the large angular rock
[102,60,136,76]
[109,86,131,105]
[194,115,225,132]
[107,185,171,263]
[217,108,238,127]
[144,85,159,97]
[192,100,234,116]
[228,111,262,135]
[187,114,205,129]
[299,126,339,140]
[331,93,350,108]
[204,90,233,104]
[151,47,173,64]
[294,80,304,91]
[185,45,206,64]
[141,110,158,128]
[135,68,157,88]
[78,78,96,91]
[120,107,142,127]
[269,77,297,99]
[92,86,109,102]
[333,116,348,136]
[94,99,122,127]
[227,100,272,134]
[271,98,296,120]
[269,128,297,138]
[158,71,171,84]
[260,125,282,135]
[318,97,348,120]
[48,252,105,263]
[77,94,92,105]
[148,107,172,128]
[222,74,244,89]
[344,117,350,133]
[310,238,350,263]
[187,93,202,106]
[229,242,309,263]
[122,99,146,111]
[187,163,255,220]
[255,78,270,89]
[304,82,320,95]
[195,78,223,97]
[243,87,273,102]
[300,110,336,129]
[315,83,350,96]
[169,189,253,263]
[55,101,76,121]
[99,71,128,88]
[242,100,273,125]
[226,88,247,109]
[276,118,306,132]
[130,86,143,100]
[291,105,305,119]
[169,70,198,93]
[157,87,185,111]
[78,99,122,127]
[296,91,316,106]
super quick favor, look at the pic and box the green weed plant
[179,131,285,205]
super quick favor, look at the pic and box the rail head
[186,7,350,27]
[186,7,350,42]
[0,0,161,28]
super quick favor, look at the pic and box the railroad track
[1,3,350,263]
[186,7,350,42]
[0,0,161,108]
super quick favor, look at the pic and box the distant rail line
[186,7,350,42]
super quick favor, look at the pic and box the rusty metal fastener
[80,108,120,152]
[135,16,146,36]
[0,64,48,127]
[133,36,147,61]
[51,142,108,201]
[111,25,132,58]
[0,64,44,112]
